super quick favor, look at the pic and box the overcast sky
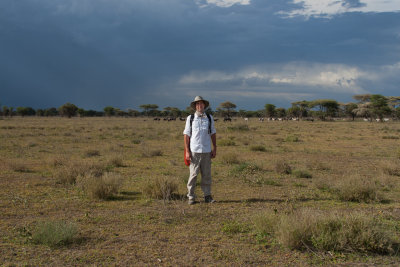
[1,0,400,111]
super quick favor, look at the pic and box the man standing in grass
[183,96,217,205]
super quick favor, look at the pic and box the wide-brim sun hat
[190,96,209,110]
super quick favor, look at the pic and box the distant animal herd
[148,116,394,122]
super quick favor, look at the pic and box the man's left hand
[211,148,216,159]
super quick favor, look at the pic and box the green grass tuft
[250,145,267,152]
[292,169,312,179]
[32,220,78,248]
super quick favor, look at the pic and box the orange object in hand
[184,146,190,166]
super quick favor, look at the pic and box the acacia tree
[2,106,9,117]
[353,94,371,103]
[16,107,36,117]
[44,108,58,116]
[36,109,45,116]
[276,108,287,118]
[291,101,310,119]
[353,94,391,121]
[59,103,78,118]
[104,106,116,116]
[163,107,181,117]
[353,94,372,120]
[139,104,159,116]
[370,94,391,121]
[264,104,276,118]
[396,107,400,120]
[77,108,85,117]
[343,103,358,121]
[127,109,140,117]
[287,106,300,119]
[388,96,400,109]
[309,99,339,120]
[218,101,236,117]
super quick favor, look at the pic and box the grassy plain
[1,117,400,266]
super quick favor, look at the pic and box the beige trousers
[187,152,212,200]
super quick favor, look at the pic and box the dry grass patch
[8,160,32,173]
[275,161,292,175]
[84,149,101,157]
[49,155,68,167]
[332,174,384,203]
[142,176,180,201]
[380,159,400,177]
[285,135,300,142]
[292,169,312,179]
[218,139,236,146]
[140,143,163,157]
[221,220,250,235]
[227,124,250,132]
[254,209,400,255]
[54,162,105,185]
[250,145,267,152]
[78,172,123,200]
[107,155,125,168]
[220,152,240,165]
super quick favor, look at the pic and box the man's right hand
[185,150,191,162]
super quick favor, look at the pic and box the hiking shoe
[188,199,196,205]
[204,195,216,203]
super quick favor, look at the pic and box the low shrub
[285,135,300,142]
[244,176,282,186]
[149,149,163,157]
[332,175,382,203]
[218,139,236,146]
[107,156,125,168]
[220,153,240,165]
[231,162,262,177]
[141,145,163,157]
[8,160,31,173]
[275,161,292,175]
[382,136,399,140]
[292,169,312,179]
[142,176,179,201]
[250,145,267,152]
[227,124,249,132]
[32,220,78,248]
[55,162,105,185]
[78,172,123,200]
[381,160,400,176]
[254,209,400,255]
[253,212,278,239]
[221,221,250,235]
[50,156,68,167]
[84,149,100,157]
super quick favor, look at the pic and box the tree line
[1,94,400,120]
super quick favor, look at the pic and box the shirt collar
[195,111,206,117]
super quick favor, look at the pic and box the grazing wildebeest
[258,117,264,122]
[224,117,232,122]
[179,117,186,121]
[154,118,160,121]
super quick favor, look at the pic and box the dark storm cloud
[1,0,400,110]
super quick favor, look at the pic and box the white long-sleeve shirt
[183,113,216,153]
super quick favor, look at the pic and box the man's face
[196,101,205,113]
